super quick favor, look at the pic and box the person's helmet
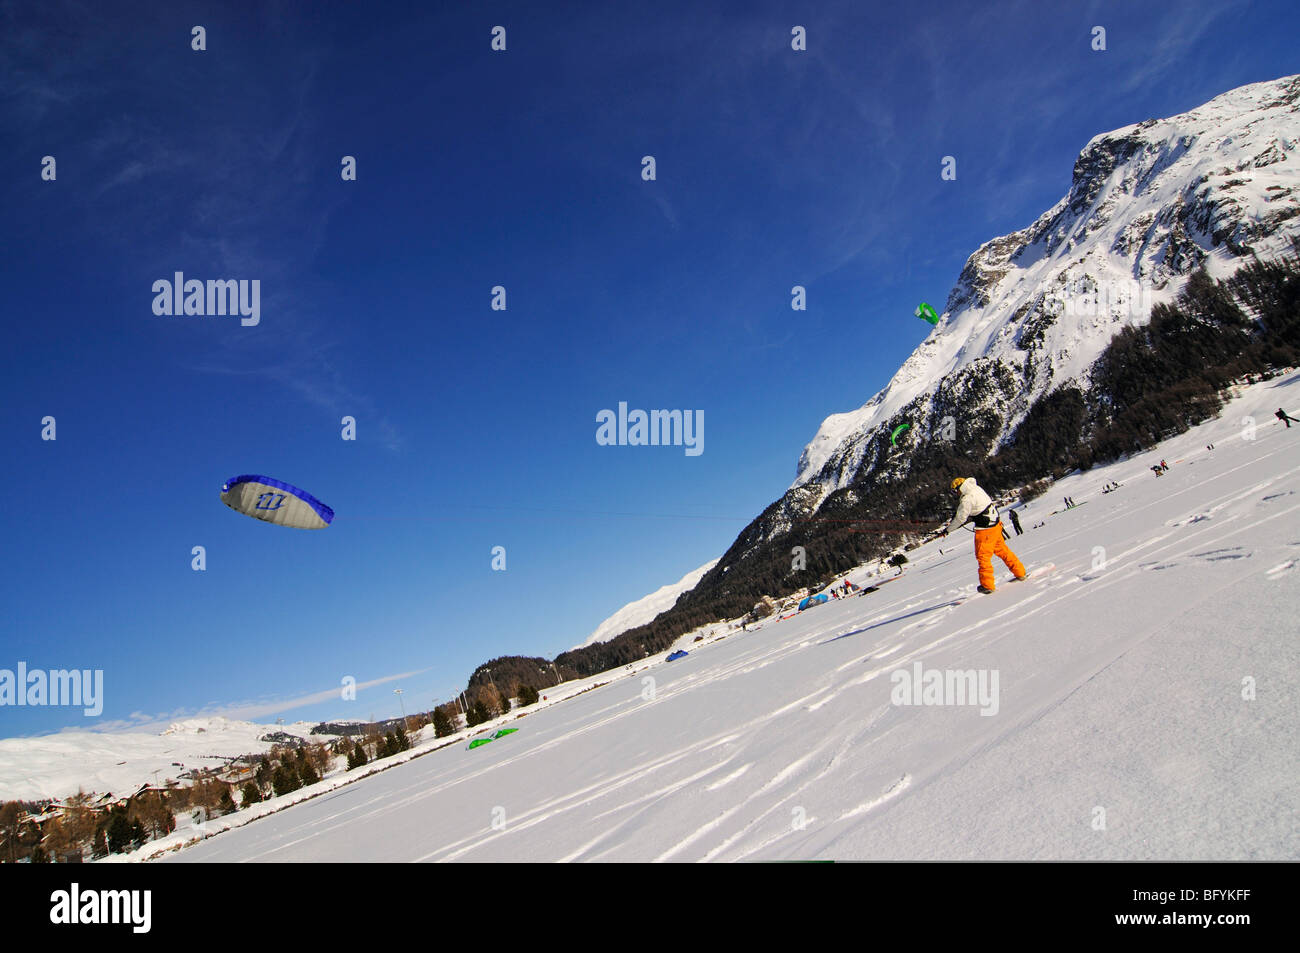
[950,477,966,491]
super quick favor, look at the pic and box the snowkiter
[1009,508,1023,535]
[942,477,1025,593]
[1277,408,1297,428]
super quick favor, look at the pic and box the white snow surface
[0,717,324,802]
[793,74,1300,490]
[158,376,1300,862]
[579,559,719,648]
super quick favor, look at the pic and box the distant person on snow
[941,477,1025,594]
[1277,408,1298,428]
[1008,508,1023,536]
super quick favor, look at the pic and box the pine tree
[271,765,301,797]
[255,758,272,795]
[106,810,133,854]
[241,782,262,807]
[432,706,455,738]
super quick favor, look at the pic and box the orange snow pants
[974,524,1025,590]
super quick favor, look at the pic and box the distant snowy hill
[0,717,325,802]
[579,559,719,648]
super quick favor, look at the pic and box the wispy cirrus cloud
[69,668,429,735]
[0,3,403,450]
[1117,1,1249,94]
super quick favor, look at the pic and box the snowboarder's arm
[944,498,973,535]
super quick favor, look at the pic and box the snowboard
[947,562,1057,607]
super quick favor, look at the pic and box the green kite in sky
[915,302,939,325]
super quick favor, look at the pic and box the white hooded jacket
[945,478,998,534]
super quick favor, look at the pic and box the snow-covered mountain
[792,74,1300,503]
[0,717,325,802]
[579,559,719,648]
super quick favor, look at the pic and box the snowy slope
[160,374,1300,862]
[0,717,325,802]
[579,559,719,648]
[793,74,1300,496]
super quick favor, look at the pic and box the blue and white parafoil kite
[220,475,334,530]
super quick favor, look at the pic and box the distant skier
[1277,408,1298,428]
[941,477,1025,594]
[1008,508,1023,536]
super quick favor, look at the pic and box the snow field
[162,375,1299,862]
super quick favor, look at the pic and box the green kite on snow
[467,727,519,750]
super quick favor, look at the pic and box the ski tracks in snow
[438,490,1300,863]
[840,774,912,820]
[1265,559,1295,579]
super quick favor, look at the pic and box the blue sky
[2,0,1296,736]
